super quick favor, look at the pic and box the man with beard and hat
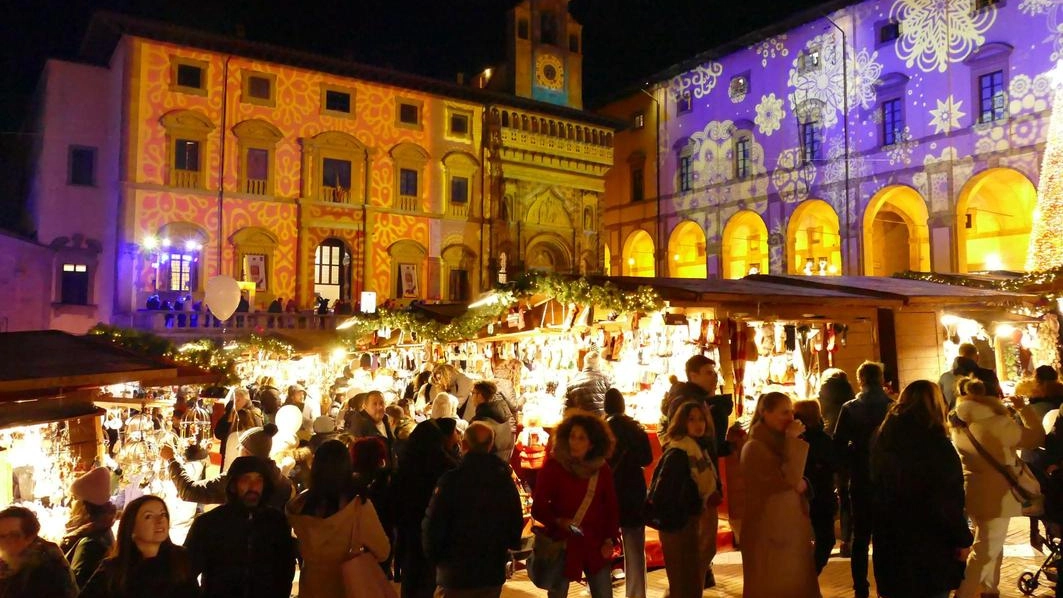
[184,456,296,598]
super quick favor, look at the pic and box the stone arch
[155,221,209,292]
[722,210,769,278]
[862,185,931,275]
[955,167,1037,272]
[230,227,278,294]
[525,234,572,273]
[313,237,352,303]
[442,244,478,301]
[667,220,707,278]
[526,193,573,229]
[786,199,841,274]
[622,229,655,277]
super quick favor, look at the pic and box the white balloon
[204,275,241,321]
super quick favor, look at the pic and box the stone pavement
[499,517,1054,598]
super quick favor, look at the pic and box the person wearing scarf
[740,392,821,598]
[61,467,116,589]
[653,400,720,598]
[531,411,619,598]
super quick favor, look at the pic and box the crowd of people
[2,342,1063,598]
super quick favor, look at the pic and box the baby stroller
[1018,468,1063,596]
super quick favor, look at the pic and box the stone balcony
[131,309,346,340]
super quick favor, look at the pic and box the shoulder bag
[949,412,1044,516]
[341,498,399,598]
[527,471,599,590]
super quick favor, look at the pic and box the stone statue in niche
[498,252,507,284]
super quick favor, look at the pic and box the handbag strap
[571,472,598,527]
[949,412,1033,500]
[346,497,364,557]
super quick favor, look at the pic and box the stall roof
[0,331,178,395]
[750,275,1036,306]
[593,276,894,306]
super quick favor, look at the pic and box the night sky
[2,0,825,121]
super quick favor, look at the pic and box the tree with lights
[1027,68,1063,272]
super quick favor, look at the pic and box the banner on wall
[244,254,267,290]
[400,263,418,298]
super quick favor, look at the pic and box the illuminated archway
[622,229,655,277]
[721,210,769,278]
[787,199,841,275]
[667,221,707,278]
[956,167,1036,272]
[862,185,931,276]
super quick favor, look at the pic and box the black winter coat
[800,425,837,519]
[871,412,972,598]
[662,382,733,458]
[607,413,653,527]
[79,544,199,598]
[834,387,891,489]
[347,410,396,466]
[564,369,610,414]
[472,399,516,463]
[423,452,524,589]
[646,447,701,532]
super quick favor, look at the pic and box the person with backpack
[647,400,719,598]
[604,389,653,598]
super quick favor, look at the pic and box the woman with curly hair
[531,412,619,598]
[78,495,197,598]
[740,391,820,598]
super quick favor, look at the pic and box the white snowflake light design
[755,93,786,136]
[886,126,919,166]
[928,96,967,134]
[787,34,883,127]
[751,35,790,67]
[670,62,725,100]
[890,0,996,73]
[772,148,817,204]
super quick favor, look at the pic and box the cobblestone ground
[500,517,1053,598]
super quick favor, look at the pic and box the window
[801,121,821,164]
[450,113,469,135]
[882,98,904,145]
[176,63,203,89]
[399,168,418,196]
[451,176,469,204]
[633,112,645,129]
[541,12,557,45]
[677,93,693,114]
[315,242,343,286]
[325,90,351,113]
[60,263,89,305]
[979,70,1006,123]
[799,47,821,73]
[247,75,271,99]
[174,139,200,172]
[880,21,901,43]
[68,146,95,186]
[322,158,352,202]
[518,18,529,39]
[735,134,752,179]
[166,252,196,292]
[448,269,469,301]
[631,167,644,202]
[245,148,269,193]
[399,102,420,126]
[974,0,1000,11]
[729,75,749,100]
[678,155,693,192]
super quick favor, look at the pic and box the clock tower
[506,0,583,109]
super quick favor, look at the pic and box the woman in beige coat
[740,391,821,598]
[287,439,391,598]
[950,378,1044,598]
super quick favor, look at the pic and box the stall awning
[0,330,178,397]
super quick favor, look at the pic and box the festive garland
[87,325,296,384]
[896,267,1063,293]
[339,272,663,344]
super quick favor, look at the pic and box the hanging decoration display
[337,272,663,344]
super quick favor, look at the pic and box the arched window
[160,110,215,189]
[232,119,283,196]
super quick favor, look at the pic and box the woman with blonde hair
[951,376,1044,597]
[740,391,820,597]
[650,400,719,598]
[872,380,972,598]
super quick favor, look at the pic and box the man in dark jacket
[662,355,732,463]
[184,456,296,598]
[564,351,611,415]
[0,506,77,598]
[605,389,653,598]
[469,381,516,463]
[833,361,892,598]
[423,421,523,598]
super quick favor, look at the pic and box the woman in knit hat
[62,466,116,589]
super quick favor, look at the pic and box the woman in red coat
[532,411,620,598]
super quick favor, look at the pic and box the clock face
[535,54,564,91]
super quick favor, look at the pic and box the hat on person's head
[312,416,336,434]
[70,467,111,506]
[239,424,278,459]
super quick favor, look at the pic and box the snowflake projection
[755,93,786,136]
[787,34,884,128]
[772,148,817,204]
[1019,0,1063,61]
[822,138,869,186]
[890,0,996,73]
[975,123,1010,154]
[850,48,884,110]
[887,126,919,166]
[669,62,725,100]
[751,35,790,67]
[768,222,787,272]
[928,96,967,134]
[1009,73,1054,115]
[913,146,973,212]
[690,120,737,186]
